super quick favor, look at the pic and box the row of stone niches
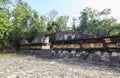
[54,50,120,65]
[18,50,120,65]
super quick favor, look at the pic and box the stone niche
[79,51,89,60]
[118,53,120,64]
[110,52,119,65]
[86,52,92,61]
[101,52,111,62]
[91,51,101,62]
[59,51,70,58]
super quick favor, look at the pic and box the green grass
[0,54,27,59]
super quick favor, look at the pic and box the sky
[23,0,120,25]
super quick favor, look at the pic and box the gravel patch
[0,56,119,78]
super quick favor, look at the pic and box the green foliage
[47,16,69,32]
[72,17,77,30]
[0,0,120,49]
[10,0,32,48]
[77,7,120,37]
[0,1,11,48]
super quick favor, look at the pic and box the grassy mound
[0,54,27,59]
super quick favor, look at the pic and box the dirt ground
[0,56,119,78]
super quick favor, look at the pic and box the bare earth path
[0,56,119,78]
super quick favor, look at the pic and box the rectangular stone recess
[117,43,120,48]
[110,52,119,65]
[107,43,117,48]
[95,43,103,48]
[74,44,80,48]
[52,35,120,51]
[83,44,91,48]
[53,44,80,49]
[104,38,111,43]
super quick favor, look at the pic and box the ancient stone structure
[110,52,119,65]
[79,51,89,60]
[19,30,120,66]
[91,51,101,62]
[20,39,29,45]
[101,52,111,62]
[55,30,95,41]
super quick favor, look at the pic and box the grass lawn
[0,54,27,59]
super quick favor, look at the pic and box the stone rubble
[0,56,119,78]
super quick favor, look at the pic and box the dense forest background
[0,0,120,49]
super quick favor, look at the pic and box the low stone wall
[0,49,15,54]
[18,50,120,66]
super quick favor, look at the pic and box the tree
[47,10,58,21]
[0,0,11,48]
[78,8,88,31]
[47,16,69,33]
[29,15,46,41]
[78,7,118,37]
[56,16,69,31]
[10,0,33,48]
[46,10,58,33]
[72,17,77,30]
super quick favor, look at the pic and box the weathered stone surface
[50,50,60,58]
[33,50,54,59]
[118,53,120,64]
[86,53,92,61]
[67,52,74,58]
[20,39,29,45]
[32,35,45,44]
[110,52,119,65]
[71,51,76,57]
[101,52,110,62]
[75,52,81,58]
[79,51,88,60]
[91,51,101,62]
[59,51,70,58]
